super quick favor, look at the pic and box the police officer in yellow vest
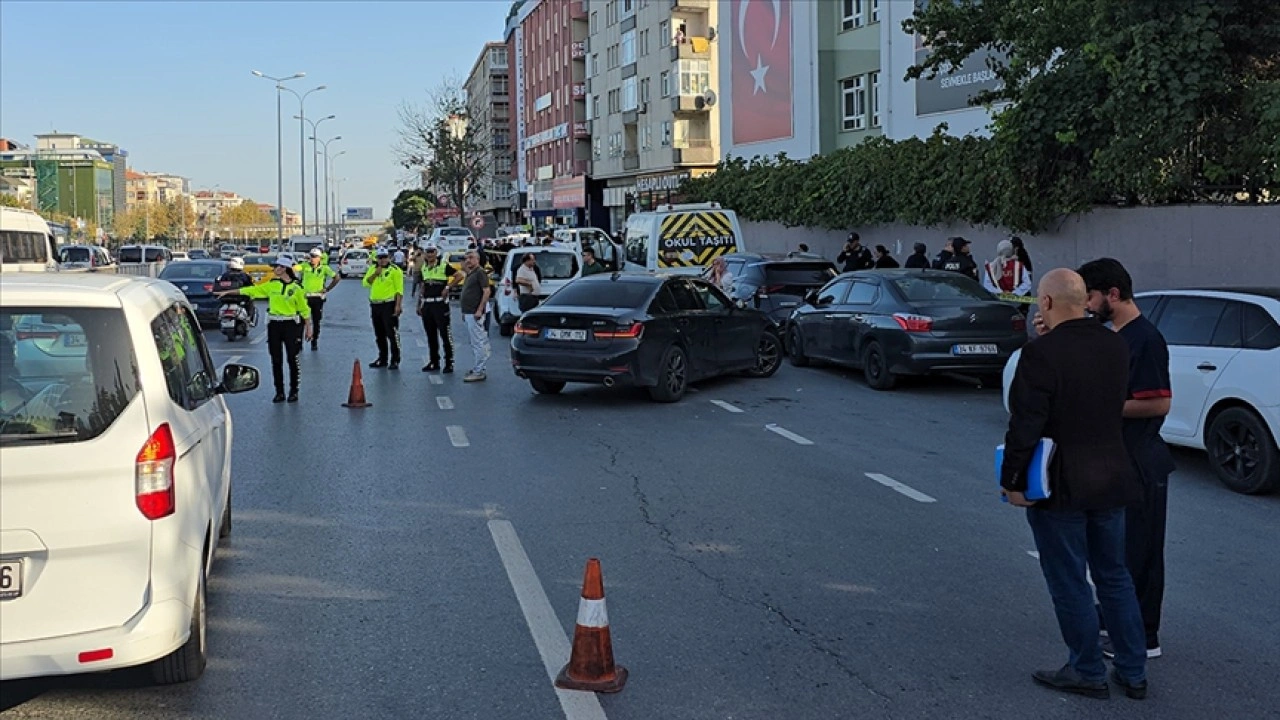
[363,247,404,369]
[300,248,341,351]
[416,244,457,373]
[217,256,312,402]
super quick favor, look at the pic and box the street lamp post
[251,70,306,244]
[282,85,326,236]
[318,136,342,242]
[331,151,347,241]
[300,114,335,234]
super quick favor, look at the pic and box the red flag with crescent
[731,0,793,145]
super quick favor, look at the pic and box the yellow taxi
[240,254,277,285]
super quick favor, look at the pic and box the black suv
[705,253,838,329]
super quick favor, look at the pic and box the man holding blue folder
[1001,269,1149,700]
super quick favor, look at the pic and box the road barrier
[556,558,627,693]
[117,263,162,278]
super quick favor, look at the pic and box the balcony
[569,0,587,20]
[670,38,712,61]
[673,140,715,165]
[623,152,640,171]
[671,0,711,9]
[573,121,590,139]
[572,159,590,176]
[671,94,712,113]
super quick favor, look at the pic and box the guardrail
[117,263,162,278]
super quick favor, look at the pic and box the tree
[391,189,434,235]
[0,193,27,209]
[222,200,272,237]
[395,79,489,225]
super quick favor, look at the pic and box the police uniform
[363,252,405,369]
[238,262,311,402]
[418,256,457,372]
[299,255,339,350]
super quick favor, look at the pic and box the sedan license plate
[952,344,998,356]
[545,328,587,341]
[63,333,87,347]
[0,560,22,600]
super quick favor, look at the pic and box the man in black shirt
[939,237,979,281]
[904,243,930,269]
[1078,258,1175,660]
[837,232,873,273]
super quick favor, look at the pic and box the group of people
[827,233,1037,303]
[1002,257,1172,701]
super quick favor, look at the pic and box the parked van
[621,202,745,274]
[553,227,624,271]
[57,245,117,273]
[494,245,582,336]
[118,245,173,264]
[0,207,57,273]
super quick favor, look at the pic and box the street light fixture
[316,135,342,242]
[299,114,335,233]
[251,69,305,244]
[281,85,326,236]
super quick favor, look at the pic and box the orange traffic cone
[556,558,627,693]
[341,360,372,408]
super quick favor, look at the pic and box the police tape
[997,293,1036,304]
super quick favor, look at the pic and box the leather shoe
[389,361,399,370]
[272,392,285,403]
[1032,665,1109,699]
[369,360,387,368]
[423,362,440,372]
[1109,668,1147,700]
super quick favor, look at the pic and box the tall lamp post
[329,150,348,242]
[299,114,335,234]
[281,85,326,236]
[317,136,342,241]
[251,70,306,244]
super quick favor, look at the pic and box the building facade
[126,170,190,209]
[818,0,884,151]
[465,41,515,227]
[0,147,114,230]
[35,133,128,219]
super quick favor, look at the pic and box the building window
[641,125,653,150]
[660,71,671,97]
[610,132,623,157]
[622,0,634,16]
[608,45,619,69]
[640,77,650,104]
[678,59,711,95]
[621,29,636,66]
[490,46,508,67]
[870,71,880,127]
[591,11,598,33]
[842,0,863,30]
[590,53,598,77]
[608,89,621,114]
[593,94,601,118]
[659,20,670,47]
[594,137,602,160]
[871,0,880,23]
[660,121,672,146]
[841,76,866,131]
[640,29,649,57]
[622,76,638,111]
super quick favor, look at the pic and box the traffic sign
[470,215,485,230]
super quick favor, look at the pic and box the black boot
[287,389,299,403]
[443,359,454,373]
[423,361,440,372]
[272,391,286,403]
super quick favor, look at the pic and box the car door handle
[1196,362,1217,372]
[851,315,864,322]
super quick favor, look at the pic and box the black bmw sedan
[511,273,783,402]
[158,260,228,328]
[786,269,1027,389]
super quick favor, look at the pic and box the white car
[424,227,474,250]
[1003,288,1280,494]
[0,273,260,683]
[494,245,583,337]
[339,249,370,278]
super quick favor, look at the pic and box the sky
[0,0,512,221]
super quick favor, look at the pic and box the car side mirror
[804,290,820,306]
[219,363,260,394]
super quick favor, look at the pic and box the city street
[2,280,1278,720]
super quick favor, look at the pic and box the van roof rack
[656,202,721,212]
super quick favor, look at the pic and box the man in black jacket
[837,232,873,272]
[1002,268,1148,701]
[904,242,930,269]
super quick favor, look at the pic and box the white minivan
[0,207,57,274]
[621,202,745,274]
[0,273,260,684]
[494,245,582,336]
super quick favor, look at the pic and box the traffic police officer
[417,244,457,373]
[363,247,404,369]
[299,248,340,350]
[217,256,311,402]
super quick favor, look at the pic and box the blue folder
[996,438,1055,502]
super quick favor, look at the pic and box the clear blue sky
[0,0,511,220]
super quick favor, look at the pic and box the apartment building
[192,189,245,224]
[125,170,190,208]
[0,146,114,229]
[819,0,884,151]
[466,41,516,226]
[587,0,720,230]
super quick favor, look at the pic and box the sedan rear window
[763,264,838,287]
[543,280,655,309]
[118,247,143,263]
[160,262,225,280]
[892,275,993,302]
[0,308,140,446]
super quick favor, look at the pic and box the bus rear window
[0,230,50,264]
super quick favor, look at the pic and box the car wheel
[862,340,897,390]
[1207,407,1279,495]
[150,561,207,684]
[500,322,515,337]
[745,329,782,378]
[218,487,231,540]
[648,345,688,403]
[787,327,810,367]
[530,378,565,395]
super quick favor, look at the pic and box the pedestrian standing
[407,246,424,300]
[581,247,608,276]
[982,240,1033,299]
[515,253,542,312]
[939,237,979,281]
[216,258,311,403]
[1077,258,1174,660]
[837,233,874,272]
[417,245,456,373]
[931,238,955,270]
[904,242,930,269]
[873,245,899,268]
[299,248,340,351]
[1002,268,1148,701]
[1011,236,1034,273]
[364,248,404,370]
[458,249,492,382]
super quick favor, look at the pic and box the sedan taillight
[1012,313,1027,333]
[893,313,934,332]
[595,322,644,339]
[513,320,540,336]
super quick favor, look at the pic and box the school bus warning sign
[658,211,739,268]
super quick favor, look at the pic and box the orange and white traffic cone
[341,360,372,408]
[555,558,628,693]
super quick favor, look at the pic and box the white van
[621,202,745,274]
[0,207,57,274]
[553,227,624,271]
[494,245,582,336]
[423,227,474,250]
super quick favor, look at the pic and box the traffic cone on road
[341,360,372,408]
[555,558,628,693]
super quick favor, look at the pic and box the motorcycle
[219,297,252,341]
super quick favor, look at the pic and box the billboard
[914,0,1004,116]
[345,207,374,221]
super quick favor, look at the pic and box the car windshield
[160,262,225,280]
[542,280,654,309]
[892,274,994,302]
[0,308,140,446]
[118,247,143,263]
[528,252,579,279]
[59,247,91,264]
[346,251,368,260]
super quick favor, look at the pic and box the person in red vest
[983,240,1033,298]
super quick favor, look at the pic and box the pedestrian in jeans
[459,249,491,382]
[1003,269,1148,700]
[1077,258,1174,659]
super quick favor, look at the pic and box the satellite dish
[703,89,717,107]
[708,26,717,42]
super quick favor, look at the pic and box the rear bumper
[0,595,191,681]
[511,346,649,386]
[890,336,1024,375]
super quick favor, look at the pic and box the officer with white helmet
[215,256,258,326]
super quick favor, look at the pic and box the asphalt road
[3,279,1278,719]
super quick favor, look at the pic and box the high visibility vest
[240,279,311,318]
[421,262,449,283]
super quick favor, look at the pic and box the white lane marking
[488,520,610,720]
[250,332,267,345]
[765,424,813,445]
[436,396,454,410]
[864,473,937,503]
[428,375,443,385]
[710,400,744,414]
[446,425,469,447]
[226,355,242,365]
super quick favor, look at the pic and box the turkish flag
[731,0,793,145]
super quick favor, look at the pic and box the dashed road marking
[765,424,813,445]
[864,473,937,503]
[710,400,744,414]
[428,375,444,385]
[488,520,610,720]
[250,333,267,345]
[226,355,242,365]
[446,425,469,447]
[437,396,454,410]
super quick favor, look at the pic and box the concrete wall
[738,204,1280,289]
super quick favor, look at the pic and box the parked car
[787,269,1026,390]
[170,251,189,262]
[118,245,172,265]
[423,227,474,250]
[704,253,837,332]
[338,249,370,278]
[57,244,116,272]
[511,274,782,402]
[495,245,582,336]
[187,249,211,260]
[159,260,229,328]
[0,272,259,684]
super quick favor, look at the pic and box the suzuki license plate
[546,329,587,341]
[952,344,998,355]
[0,560,22,600]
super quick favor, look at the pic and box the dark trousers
[267,320,303,393]
[307,296,326,343]
[1027,507,1147,684]
[420,299,453,365]
[371,302,400,363]
[1125,473,1169,647]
